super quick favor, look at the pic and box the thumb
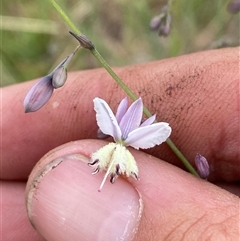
[26,140,239,241]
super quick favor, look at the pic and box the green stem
[166,139,199,176]
[48,0,199,177]
[48,0,80,34]
[91,49,152,117]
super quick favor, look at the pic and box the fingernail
[26,154,143,241]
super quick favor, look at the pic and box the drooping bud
[195,153,210,179]
[158,14,171,37]
[150,5,171,37]
[24,47,79,112]
[227,0,240,14]
[24,74,54,113]
[69,31,95,50]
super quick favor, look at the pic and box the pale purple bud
[227,0,240,14]
[69,31,95,50]
[24,75,54,113]
[158,14,171,37]
[52,67,67,89]
[195,153,210,179]
[150,16,162,30]
[150,5,171,36]
[51,51,75,89]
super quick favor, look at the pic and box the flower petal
[115,97,128,123]
[93,98,122,141]
[24,75,54,113]
[119,98,143,140]
[140,114,156,127]
[125,122,171,149]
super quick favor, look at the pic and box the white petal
[93,98,122,141]
[125,122,171,149]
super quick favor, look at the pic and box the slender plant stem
[48,0,199,177]
[166,139,199,176]
[91,49,153,117]
[48,0,80,34]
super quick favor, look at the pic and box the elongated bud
[69,31,95,50]
[195,153,210,179]
[24,75,54,113]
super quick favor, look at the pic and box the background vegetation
[1,0,239,86]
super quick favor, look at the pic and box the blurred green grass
[1,0,239,86]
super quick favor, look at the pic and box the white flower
[89,97,172,191]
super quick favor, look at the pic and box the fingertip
[26,142,142,241]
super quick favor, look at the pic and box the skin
[1,47,240,241]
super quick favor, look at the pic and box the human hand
[2,47,239,241]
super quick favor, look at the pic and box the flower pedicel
[89,97,172,191]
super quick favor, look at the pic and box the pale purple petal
[119,98,143,140]
[93,98,122,141]
[125,122,171,149]
[140,114,156,127]
[115,97,128,123]
[24,75,54,113]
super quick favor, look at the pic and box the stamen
[92,167,100,175]
[110,173,116,183]
[132,172,139,180]
[88,159,99,166]
[115,164,120,175]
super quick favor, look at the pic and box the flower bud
[69,31,95,50]
[24,75,54,113]
[150,5,171,37]
[52,67,67,89]
[51,51,75,89]
[158,14,171,37]
[150,15,162,31]
[227,0,240,14]
[195,153,210,179]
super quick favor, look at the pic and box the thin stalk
[166,138,199,176]
[48,0,80,34]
